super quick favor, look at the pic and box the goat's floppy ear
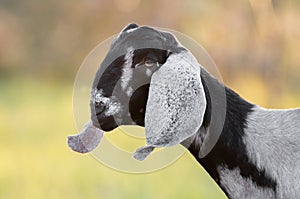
[133,50,207,160]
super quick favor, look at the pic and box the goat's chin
[97,116,118,132]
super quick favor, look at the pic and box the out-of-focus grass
[0,76,226,199]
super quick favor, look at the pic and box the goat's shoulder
[243,106,300,198]
[246,106,300,136]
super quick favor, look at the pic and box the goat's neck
[185,69,278,198]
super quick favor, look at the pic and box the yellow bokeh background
[0,0,299,198]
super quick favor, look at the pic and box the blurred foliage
[0,0,300,199]
[0,0,300,106]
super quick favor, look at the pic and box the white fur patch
[91,89,121,117]
[93,89,108,104]
[218,166,276,199]
[146,68,152,77]
[105,101,121,116]
[126,86,133,96]
[243,106,300,198]
[121,47,134,91]
[126,28,137,33]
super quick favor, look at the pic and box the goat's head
[90,24,211,160]
[91,24,190,130]
[69,23,226,159]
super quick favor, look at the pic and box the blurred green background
[1,0,300,198]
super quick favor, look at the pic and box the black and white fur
[91,24,300,199]
[189,69,300,198]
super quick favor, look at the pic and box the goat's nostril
[96,103,106,115]
[98,101,105,106]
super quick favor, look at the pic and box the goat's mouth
[92,107,119,132]
[94,110,145,132]
[94,106,135,132]
[97,115,118,131]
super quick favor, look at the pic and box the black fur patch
[131,48,169,68]
[96,55,125,96]
[188,73,277,196]
[129,84,150,126]
[94,55,125,130]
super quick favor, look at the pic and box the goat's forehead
[110,26,180,54]
[91,26,184,97]
[113,28,164,50]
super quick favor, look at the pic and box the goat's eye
[144,59,156,67]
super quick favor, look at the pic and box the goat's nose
[95,102,106,116]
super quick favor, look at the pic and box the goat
[68,24,300,199]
